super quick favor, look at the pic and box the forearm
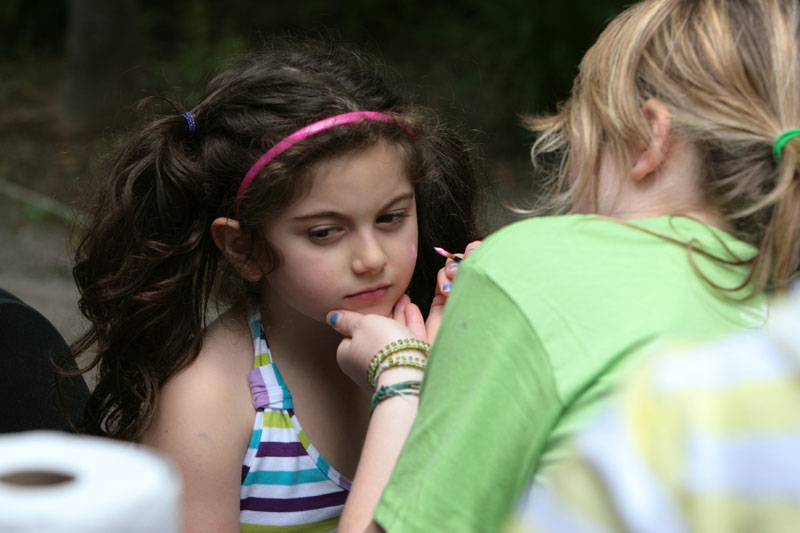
[338,368,423,533]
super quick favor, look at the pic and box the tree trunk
[61,0,138,134]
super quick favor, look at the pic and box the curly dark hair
[70,39,482,440]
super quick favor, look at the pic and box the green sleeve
[374,265,564,532]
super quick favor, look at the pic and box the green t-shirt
[374,215,767,533]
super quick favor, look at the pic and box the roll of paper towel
[0,431,181,532]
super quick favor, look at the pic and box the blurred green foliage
[2,0,628,178]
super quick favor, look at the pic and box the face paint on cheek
[412,243,418,260]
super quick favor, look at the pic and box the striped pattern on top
[510,290,800,533]
[240,306,351,532]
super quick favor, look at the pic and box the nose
[352,232,388,275]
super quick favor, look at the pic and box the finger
[335,336,352,362]
[391,293,412,324]
[437,266,453,296]
[463,240,482,258]
[425,292,446,344]
[403,302,427,341]
[445,259,459,281]
[334,337,372,391]
[326,309,363,337]
[394,292,411,308]
[439,241,481,290]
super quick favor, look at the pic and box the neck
[609,203,731,232]
[608,140,732,233]
[258,289,342,368]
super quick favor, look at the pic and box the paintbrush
[433,246,463,263]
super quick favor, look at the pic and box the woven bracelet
[366,338,430,389]
[369,380,421,416]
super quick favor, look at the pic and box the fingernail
[443,283,452,293]
[328,312,340,326]
[448,263,459,271]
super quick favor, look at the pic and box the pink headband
[235,111,411,216]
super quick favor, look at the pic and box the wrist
[370,379,422,417]
[366,339,430,389]
[375,366,425,388]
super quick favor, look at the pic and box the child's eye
[308,226,341,242]
[377,211,410,226]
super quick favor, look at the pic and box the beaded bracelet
[372,354,427,388]
[366,339,430,379]
[370,380,421,416]
[366,338,430,389]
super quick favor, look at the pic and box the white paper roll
[0,431,181,532]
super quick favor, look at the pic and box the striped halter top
[240,307,351,532]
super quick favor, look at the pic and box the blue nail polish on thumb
[329,312,340,326]
[443,283,452,292]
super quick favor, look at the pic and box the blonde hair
[525,0,800,292]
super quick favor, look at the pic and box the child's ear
[210,217,264,283]
[632,98,672,181]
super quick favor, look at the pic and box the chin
[353,299,396,318]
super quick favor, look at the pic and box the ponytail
[524,0,800,295]
[764,142,800,290]
[72,107,221,440]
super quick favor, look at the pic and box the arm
[327,297,428,533]
[141,342,254,533]
[374,265,562,532]
[339,366,422,533]
[331,261,562,532]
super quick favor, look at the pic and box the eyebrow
[291,191,415,221]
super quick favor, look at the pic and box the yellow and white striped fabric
[510,288,800,533]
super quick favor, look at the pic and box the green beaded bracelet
[369,380,421,416]
[366,338,430,389]
[372,355,427,388]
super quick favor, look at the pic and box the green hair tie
[772,129,800,162]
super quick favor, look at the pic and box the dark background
[0,0,628,341]
[2,0,627,208]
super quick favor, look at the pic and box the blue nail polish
[329,312,340,326]
[443,283,452,292]
[448,263,459,271]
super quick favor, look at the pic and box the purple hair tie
[234,111,411,217]
[181,112,196,134]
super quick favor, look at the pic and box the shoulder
[0,289,53,334]
[447,215,751,350]
[141,308,254,530]
[459,215,648,290]
[472,214,675,260]
[195,307,256,384]
[515,322,800,533]
[166,309,253,403]
[463,215,744,283]
[142,307,255,445]
[466,215,639,271]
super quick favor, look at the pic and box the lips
[346,284,391,303]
